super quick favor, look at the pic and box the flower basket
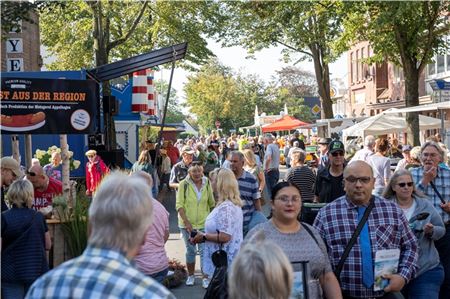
[163,259,188,289]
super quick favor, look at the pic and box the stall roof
[87,42,188,82]
[261,115,309,133]
[382,102,450,114]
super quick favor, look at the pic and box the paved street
[159,166,287,298]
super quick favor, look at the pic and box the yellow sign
[311,104,321,115]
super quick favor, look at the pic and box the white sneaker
[186,275,195,286]
[202,278,210,289]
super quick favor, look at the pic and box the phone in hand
[190,229,198,238]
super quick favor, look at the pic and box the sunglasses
[331,151,344,157]
[26,171,37,177]
[397,182,414,188]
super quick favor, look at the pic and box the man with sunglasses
[410,141,450,299]
[169,145,196,190]
[314,140,347,203]
[26,165,62,215]
[314,161,418,299]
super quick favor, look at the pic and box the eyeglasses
[344,176,372,184]
[274,195,301,204]
[397,182,414,188]
[331,151,344,157]
[422,153,438,158]
[26,171,36,177]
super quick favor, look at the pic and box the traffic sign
[311,104,321,115]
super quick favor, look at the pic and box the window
[437,55,445,73]
[428,59,436,76]
[361,48,365,79]
[447,54,450,72]
[350,52,354,83]
[356,50,359,81]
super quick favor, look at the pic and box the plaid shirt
[26,246,175,299]
[410,165,450,223]
[313,195,418,298]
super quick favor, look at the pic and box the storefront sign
[1,77,98,134]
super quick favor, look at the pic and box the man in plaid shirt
[26,172,175,299]
[410,141,450,299]
[314,161,418,298]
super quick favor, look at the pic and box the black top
[315,167,345,203]
[290,137,305,150]
[1,186,9,212]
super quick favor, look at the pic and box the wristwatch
[202,234,207,242]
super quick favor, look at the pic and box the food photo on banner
[0,77,98,134]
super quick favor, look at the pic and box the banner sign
[1,77,98,134]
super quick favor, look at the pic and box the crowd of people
[1,129,450,299]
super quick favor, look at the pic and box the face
[52,154,61,166]
[319,143,328,153]
[392,174,414,201]
[189,167,203,183]
[1,168,16,186]
[329,150,345,167]
[182,153,194,165]
[421,145,441,171]
[271,186,302,222]
[230,155,244,175]
[26,171,45,189]
[87,154,96,162]
[344,163,375,205]
[402,151,411,160]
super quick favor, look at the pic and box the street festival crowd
[1,130,450,299]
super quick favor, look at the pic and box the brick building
[1,11,42,72]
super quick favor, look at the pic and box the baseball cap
[0,157,23,177]
[318,137,332,144]
[181,145,195,154]
[328,140,345,154]
[402,145,412,152]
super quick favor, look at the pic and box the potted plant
[52,195,69,221]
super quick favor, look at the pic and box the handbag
[204,231,228,299]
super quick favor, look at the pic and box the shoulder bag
[334,197,375,280]
[204,230,228,299]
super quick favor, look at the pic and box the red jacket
[85,157,109,195]
[167,145,180,165]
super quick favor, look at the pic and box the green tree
[339,1,450,145]
[206,0,343,119]
[154,80,185,124]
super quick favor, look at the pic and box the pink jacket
[85,157,109,194]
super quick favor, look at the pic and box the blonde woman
[2,180,51,298]
[242,149,266,200]
[229,232,293,299]
[192,168,243,289]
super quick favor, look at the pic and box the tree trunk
[60,135,71,206]
[25,134,32,169]
[310,44,333,119]
[403,64,421,146]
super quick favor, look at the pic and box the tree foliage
[154,80,185,124]
[339,1,450,145]
[205,0,343,119]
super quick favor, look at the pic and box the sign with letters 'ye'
[1,77,98,134]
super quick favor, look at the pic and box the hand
[184,221,193,234]
[383,274,406,293]
[423,223,434,237]
[192,232,205,244]
[440,202,450,213]
[86,190,91,196]
[422,166,437,185]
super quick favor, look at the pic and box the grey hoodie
[394,195,445,277]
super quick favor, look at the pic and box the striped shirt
[237,170,261,230]
[410,165,450,223]
[313,195,418,298]
[26,246,175,299]
[286,166,316,202]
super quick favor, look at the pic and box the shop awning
[261,115,309,133]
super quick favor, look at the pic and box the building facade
[1,11,42,72]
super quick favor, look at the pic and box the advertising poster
[1,77,98,134]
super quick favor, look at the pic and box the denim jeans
[265,168,280,199]
[435,226,450,299]
[2,282,31,299]
[401,264,444,299]
[180,228,204,270]
[150,268,169,284]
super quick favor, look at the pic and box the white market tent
[342,109,449,140]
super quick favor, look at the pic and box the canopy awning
[261,115,309,133]
[382,102,450,114]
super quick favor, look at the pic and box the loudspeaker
[103,96,118,115]
[96,149,124,169]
